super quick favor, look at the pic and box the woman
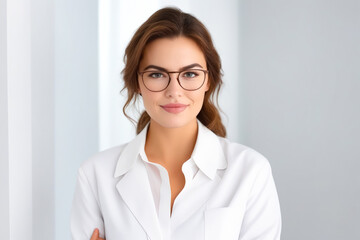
[71,7,281,240]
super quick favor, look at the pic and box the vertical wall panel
[31,0,55,239]
[7,0,33,239]
[0,0,9,237]
[55,0,99,239]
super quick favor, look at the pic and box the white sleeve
[239,161,282,240]
[71,167,105,240]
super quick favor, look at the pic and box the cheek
[190,91,206,108]
[141,92,160,112]
[141,94,153,107]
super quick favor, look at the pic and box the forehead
[139,36,207,70]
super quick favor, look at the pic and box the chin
[150,116,197,130]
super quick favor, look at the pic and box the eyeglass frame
[138,69,209,92]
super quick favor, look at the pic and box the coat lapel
[115,158,162,240]
[114,124,162,240]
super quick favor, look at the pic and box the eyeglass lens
[142,69,206,91]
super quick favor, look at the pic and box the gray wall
[54,0,99,239]
[31,0,55,239]
[241,0,360,239]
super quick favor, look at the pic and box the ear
[205,80,210,92]
[137,88,142,96]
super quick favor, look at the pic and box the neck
[145,119,198,169]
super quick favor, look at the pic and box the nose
[165,73,183,98]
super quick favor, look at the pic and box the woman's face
[138,36,209,129]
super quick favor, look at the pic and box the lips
[160,103,188,114]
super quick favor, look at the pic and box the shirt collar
[114,120,227,179]
[192,120,227,179]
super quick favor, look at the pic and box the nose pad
[165,73,182,97]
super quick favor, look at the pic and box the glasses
[138,69,208,92]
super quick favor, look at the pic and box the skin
[90,228,104,240]
[90,36,209,240]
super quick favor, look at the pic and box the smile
[160,103,188,114]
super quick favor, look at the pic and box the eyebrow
[143,63,205,72]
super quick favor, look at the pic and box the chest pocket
[204,207,242,240]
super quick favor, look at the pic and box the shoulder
[217,137,271,174]
[79,143,128,178]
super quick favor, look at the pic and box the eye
[149,72,165,78]
[182,71,199,78]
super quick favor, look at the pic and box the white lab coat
[71,121,281,240]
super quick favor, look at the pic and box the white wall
[1,0,55,239]
[241,0,360,239]
[0,0,9,238]
[6,0,33,238]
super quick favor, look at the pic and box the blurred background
[1,0,359,239]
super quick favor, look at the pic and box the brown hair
[121,7,226,137]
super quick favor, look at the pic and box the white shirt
[71,121,282,240]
